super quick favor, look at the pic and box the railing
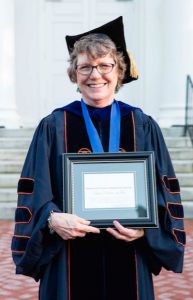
[185,75,193,145]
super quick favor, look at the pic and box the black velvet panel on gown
[66,111,135,153]
[66,111,137,300]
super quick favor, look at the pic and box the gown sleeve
[11,115,65,281]
[143,116,185,274]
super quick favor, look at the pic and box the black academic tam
[12,101,185,300]
[66,16,138,84]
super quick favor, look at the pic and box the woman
[12,17,185,300]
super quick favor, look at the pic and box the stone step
[0,127,185,138]
[1,148,193,161]
[0,138,31,149]
[181,187,193,201]
[0,161,191,175]
[177,173,193,187]
[0,172,191,190]
[0,174,20,188]
[0,128,35,138]
[161,127,185,137]
[0,190,192,220]
[0,127,187,138]
[0,149,27,161]
[168,148,193,160]
[0,202,17,220]
[0,188,17,202]
[183,201,193,219]
[0,187,192,204]
[165,137,192,148]
[1,200,192,221]
[0,161,23,173]
[172,160,193,173]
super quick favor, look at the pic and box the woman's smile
[87,83,107,89]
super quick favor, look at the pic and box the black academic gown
[11,101,185,300]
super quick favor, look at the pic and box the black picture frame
[62,151,158,229]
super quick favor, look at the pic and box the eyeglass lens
[77,64,114,75]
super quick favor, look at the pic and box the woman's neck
[81,96,114,108]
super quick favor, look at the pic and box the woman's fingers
[79,223,100,234]
[55,228,85,239]
[106,220,144,242]
[113,220,130,235]
[73,214,90,225]
[113,221,137,237]
[71,215,100,234]
[50,213,100,240]
[114,220,144,238]
[72,231,86,238]
[106,228,130,242]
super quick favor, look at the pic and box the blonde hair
[67,35,126,92]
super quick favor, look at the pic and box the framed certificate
[62,152,158,229]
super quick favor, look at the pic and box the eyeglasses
[76,63,115,75]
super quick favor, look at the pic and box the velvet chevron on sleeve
[11,112,66,281]
[133,110,185,275]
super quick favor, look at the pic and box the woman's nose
[89,67,101,79]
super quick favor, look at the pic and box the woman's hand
[50,212,100,240]
[106,220,144,242]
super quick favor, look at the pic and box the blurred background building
[0,0,193,219]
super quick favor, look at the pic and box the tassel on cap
[127,51,138,79]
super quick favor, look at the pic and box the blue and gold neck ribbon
[81,99,120,153]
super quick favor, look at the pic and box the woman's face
[76,52,118,107]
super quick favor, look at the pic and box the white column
[157,0,193,127]
[0,0,21,128]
